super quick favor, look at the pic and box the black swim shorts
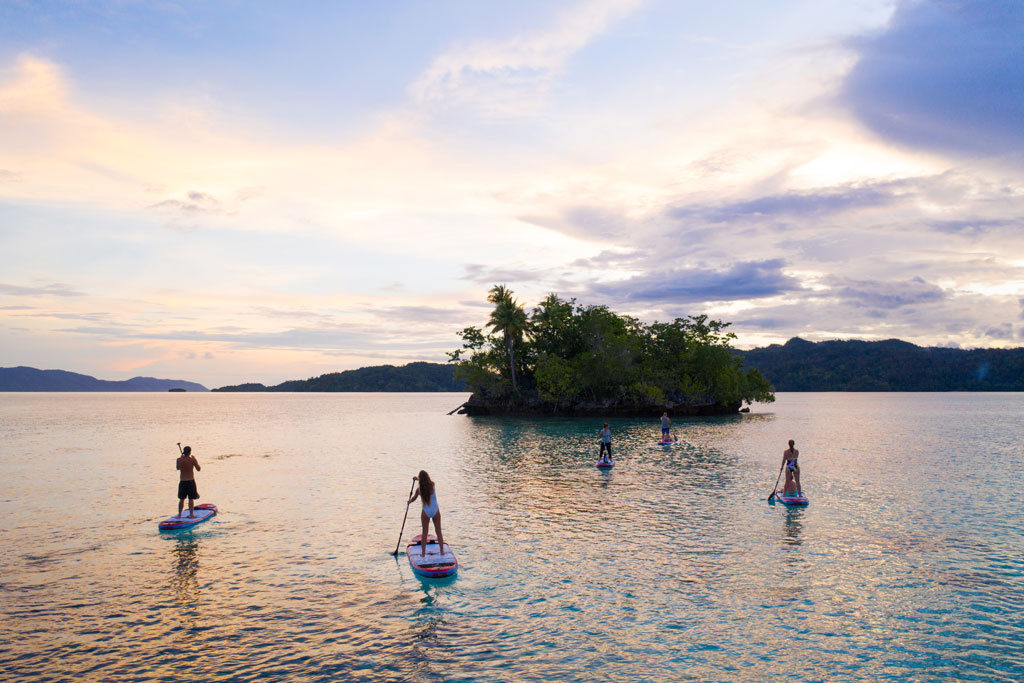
[177,480,199,500]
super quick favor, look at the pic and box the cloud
[56,323,379,351]
[842,0,1024,159]
[410,0,644,117]
[52,301,466,355]
[731,315,791,330]
[722,287,1021,351]
[148,191,221,213]
[589,259,802,304]
[980,323,1014,340]
[570,248,645,269]
[826,276,946,309]
[0,55,474,233]
[0,282,86,297]
[671,181,907,223]
[518,206,647,242]
[461,263,557,285]
[252,306,333,321]
[20,311,113,321]
[376,306,473,324]
[930,218,1021,236]
[0,55,65,118]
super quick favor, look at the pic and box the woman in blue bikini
[780,440,801,495]
[408,470,445,557]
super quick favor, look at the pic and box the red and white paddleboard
[407,534,458,578]
[774,490,809,506]
[158,503,218,530]
[596,458,615,468]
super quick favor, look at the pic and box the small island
[449,286,774,416]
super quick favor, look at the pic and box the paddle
[176,442,183,455]
[392,477,417,556]
[767,467,784,502]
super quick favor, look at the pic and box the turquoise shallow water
[1,392,1022,682]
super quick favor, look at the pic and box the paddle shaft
[768,467,784,501]
[392,478,417,555]
[177,442,183,455]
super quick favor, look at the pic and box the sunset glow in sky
[1,1,1022,387]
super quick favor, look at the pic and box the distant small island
[212,361,465,392]
[0,367,208,392]
[448,287,774,416]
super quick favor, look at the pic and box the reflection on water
[169,534,200,606]
[1,392,1023,682]
[782,507,804,548]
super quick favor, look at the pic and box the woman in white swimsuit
[408,469,445,557]
[598,423,612,463]
[780,439,801,495]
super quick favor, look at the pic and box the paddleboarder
[408,470,445,558]
[176,446,202,518]
[598,422,612,463]
[780,439,801,495]
[660,412,673,442]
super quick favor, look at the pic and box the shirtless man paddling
[176,445,202,518]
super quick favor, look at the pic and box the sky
[1,0,1022,388]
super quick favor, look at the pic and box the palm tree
[487,284,513,306]
[487,286,529,392]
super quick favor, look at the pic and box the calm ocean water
[1,392,1022,682]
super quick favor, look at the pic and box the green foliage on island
[212,362,465,392]
[739,337,1024,391]
[448,287,775,415]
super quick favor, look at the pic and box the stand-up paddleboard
[774,490,808,506]
[158,503,218,530]
[407,534,458,578]
[596,458,615,468]
[657,440,677,446]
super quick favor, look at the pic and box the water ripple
[1,392,1023,681]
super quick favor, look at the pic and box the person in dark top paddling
[176,446,202,518]
[408,470,445,558]
[780,439,801,495]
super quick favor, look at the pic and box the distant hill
[738,338,1024,391]
[0,366,209,392]
[213,361,466,392]
[12,340,1020,394]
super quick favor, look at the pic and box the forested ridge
[210,334,1024,395]
[213,361,464,392]
[739,338,1024,391]
[0,366,208,392]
